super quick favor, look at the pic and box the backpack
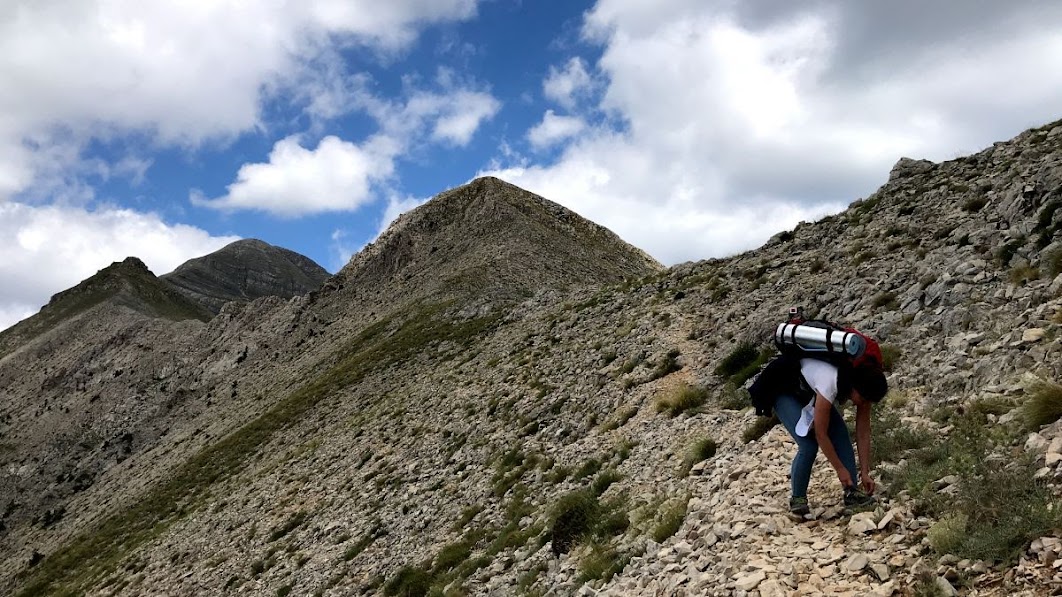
[748,308,883,417]
[773,309,883,372]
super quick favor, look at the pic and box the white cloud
[0,0,483,201]
[485,1,1062,264]
[543,57,594,109]
[194,135,399,217]
[431,91,502,146]
[202,81,500,217]
[0,202,239,331]
[527,110,587,149]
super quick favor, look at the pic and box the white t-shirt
[795,359,840,437]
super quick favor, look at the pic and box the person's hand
[837,469,853,488]
[861,474,876,495]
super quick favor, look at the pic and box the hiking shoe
[789,496,811,516]
[843,487,876,510]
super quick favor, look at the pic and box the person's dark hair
[852,366,888,402]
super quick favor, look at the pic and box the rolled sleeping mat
[774,323,866,358]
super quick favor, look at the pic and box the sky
[2,1,1062,331]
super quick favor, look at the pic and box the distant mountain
[0,257,210,360]
[161,239,330,314]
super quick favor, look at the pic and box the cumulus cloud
[0,202,239,331]
[527,110,587,149]
[543,57,594,109]
[0,0,483,201]
[486,0,1062,264]
[194,135,399,217]
[431,91,502,145]
[202,82,499,217]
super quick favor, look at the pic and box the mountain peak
[162,239,330,314]
[329,177,662,308]
[0,257,210,359]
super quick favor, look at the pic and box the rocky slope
[0,257,211,360]
[162,239,331,314]
[325,176,662,313]
[2,122,1062,597]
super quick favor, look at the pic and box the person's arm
[813,394,852,488]
[855,401,875,494]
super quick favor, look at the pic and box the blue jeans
[774,394,859,498]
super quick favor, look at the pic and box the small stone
[734,570,766,591]
[1022,328,1046,343]
[848,512,877,534]
[877,508,901,530]
[1027,433,1050,454]
[870,563,890,581]
[934,576,958,596]
[1047,453,1062,467]
[845,554,869,572]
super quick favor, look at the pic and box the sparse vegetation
[651,497,689,543]
[963,197,987,212]
[601,405,638,431]
[16,304,504,596]
[1008,264,1039,285]
[871,292,899,311]
[654,382,708,417]
[677,438,717,477]
[880,344,901,373]
[1024,380,1062,429]
[886,410,1061,563]
[714,342,758,378]
[742,416,779,443]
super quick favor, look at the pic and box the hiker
[749,313,889,516]
[775,359,887,516]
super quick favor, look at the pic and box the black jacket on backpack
[748,354,852,417]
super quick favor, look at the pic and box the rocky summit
[2,121,1062,597]
[162,239,331,315]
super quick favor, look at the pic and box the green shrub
[432,539,473,574]
[383,565,432,596]
[678,438,717,477]
[268,511,307,542]
[871,292,899,311]
[591,469,622,496]
[549,490,600,555]
[741,416,779,443]
[714,342,758,378]
[601,406,638,431]
[649,349,682,380]
[1009,264,1039,285]
[718,386,749,410]
[963,197,987,212]
[651,498,688,543]
[277,584,293,597]
[728,349,772,387]
[578,541,629,583]
[996,238,1024,267]
[545,465,571,484]
[871,401,932,465]
[573,458,602,481]
[1025,381,1062,429]
[927,513,968,554]
[654,382,708,417]
[890,412,1062,563]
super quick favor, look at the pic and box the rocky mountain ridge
[162,239,331,314]
[2,122,1062,596]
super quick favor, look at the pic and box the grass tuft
[654,382,708,417]
[1025,381,1062,429]
[677,438,717,477]
[741,416,779,443]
